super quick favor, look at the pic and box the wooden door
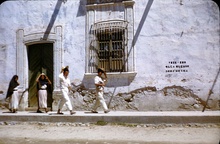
[28,43,53,108]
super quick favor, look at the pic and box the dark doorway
[28,43,53,109]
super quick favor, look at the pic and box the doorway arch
[16,26,63,109]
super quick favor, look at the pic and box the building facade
[0,0,219,111]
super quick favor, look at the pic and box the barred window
[88,20,128,73]
[97,30,125,72]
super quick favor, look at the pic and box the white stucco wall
[0,0,86,89]
[0,0,219,108]
[132,0,219,99]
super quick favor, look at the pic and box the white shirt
[59,73,70,90]
[94,75,105,91]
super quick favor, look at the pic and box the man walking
[57,66,75,115]
[91,68,110,113]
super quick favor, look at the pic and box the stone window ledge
[84,71,137,78]
[83,72,137,87]
[86,0,135,8]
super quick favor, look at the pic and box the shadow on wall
[122,0,154,72]
[132,0,154,47]
[42,0,63,40]
[77,0,86,17]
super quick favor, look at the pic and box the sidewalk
[0,110,219,124]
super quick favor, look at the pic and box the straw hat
[98,67,105,73]
[61,66,69,73]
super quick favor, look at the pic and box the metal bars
[95,22,125,72]
[91,20,127,72]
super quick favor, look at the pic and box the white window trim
[85,1,135,74]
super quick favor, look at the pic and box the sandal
[37,110,43,113]
[70,111,76,115]
[91,110,98,113]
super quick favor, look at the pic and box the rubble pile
[1,84,219,111]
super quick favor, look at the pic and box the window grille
[89,20,128,73]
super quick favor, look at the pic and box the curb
[0,111,219,124]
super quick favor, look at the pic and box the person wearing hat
[57,66,76,115]
[36,73,51,113]
[91,68,110,113]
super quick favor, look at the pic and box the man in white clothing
[91,68,110,113]
[57,66,75,115]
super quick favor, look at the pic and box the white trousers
[9,91,19,110]
[93,91,108,111]
[58,88,72,111]
[38,90,47,108]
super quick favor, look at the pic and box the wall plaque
[165,61,189,73]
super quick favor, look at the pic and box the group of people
[5,66,110,115]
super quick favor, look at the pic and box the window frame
[85,0,135,75]
[88,20,128,73]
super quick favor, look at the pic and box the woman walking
[6,75,20,113]
[36,73,51,113]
